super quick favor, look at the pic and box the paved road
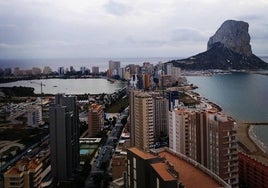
[84,109,129,188]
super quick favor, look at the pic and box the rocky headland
[169,20,267,70]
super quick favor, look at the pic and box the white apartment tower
[27,105,42,127]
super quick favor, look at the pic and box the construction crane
[30,81,46,95]
[29,81,46,108]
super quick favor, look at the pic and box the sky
[0,0,267,59]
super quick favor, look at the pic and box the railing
[153,147,231,188]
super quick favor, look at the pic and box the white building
[27,105,42,127]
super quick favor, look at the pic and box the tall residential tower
[49,94,80,182]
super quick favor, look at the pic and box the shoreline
[189,83,268,164]
[237,123,268,165]
[248,125,268,154]
[189,87,268,164]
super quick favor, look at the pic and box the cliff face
[207,20,252,56]
[170,20,267,70]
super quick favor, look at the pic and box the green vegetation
[104,96,129,113]
[0,127,48,147]
[179,92,200,106]
[0,86,35,97]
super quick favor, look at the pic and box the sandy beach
[237,123,268,165]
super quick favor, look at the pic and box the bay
[0,78,126,94]
[187,73,268,152]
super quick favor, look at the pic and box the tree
[121,117,127,126]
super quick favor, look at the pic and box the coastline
[190,86,268,164]
[249,125,268,154]
[237,123,268,165]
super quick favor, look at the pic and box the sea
[187,72,268,153]
[0,56,268,152]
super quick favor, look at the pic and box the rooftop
[158,150,225,188]
[5,158,42,176]
[151,162,176,181]
[90,103,102,110]
[128,147,156,160]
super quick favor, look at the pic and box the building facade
[238,152,268,187]
[169,108,239,187]
[92,66,99,74]
[130,91,154,151]
[142,74,151,90]
[166,90,180,110]
[49,94,80,182]
[88,103,104,137]
[109,60,121,77]
[206,112,239,187]
[153,96,168,139]
[43,66,52,75]
[27,105,42,127]
[4,159,43,188]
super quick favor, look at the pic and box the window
[133,157,136,169]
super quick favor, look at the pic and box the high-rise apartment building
[206,112,239,187]
[130,90,168,149]
[171,66,181,82]
[27,105,42,127]
[166,90,180,110]
[130,90,154,151]
[126,64,139,75]
[130,90,137,147]
[70,66,75,73]
[92,66,99,74]
[43,66,53,75]
[88,103,104,137]
[49,94,80,182]
[108,60,120,77]
[80,66,87,74]
[142,74,150,90]
[169,108,239,187]
[13,67,22,76]
[58,67,64,75]
[165,63,173,75]
[153,96,168,139]
[31,67,42,75]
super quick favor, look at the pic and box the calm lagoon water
[0,78,126,94]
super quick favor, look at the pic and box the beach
[237,123,268,165]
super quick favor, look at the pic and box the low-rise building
[4,159,43,188]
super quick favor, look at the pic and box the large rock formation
[208,20,252,56]
[169,20,267,70]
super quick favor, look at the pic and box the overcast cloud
[0,0,267,58]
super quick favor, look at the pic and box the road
[84,108,129,188]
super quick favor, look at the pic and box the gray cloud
[171,28,207,42]
[104,0,129,16]
[0,0,267,58]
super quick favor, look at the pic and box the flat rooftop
[128,147,156,160]
[79,137,102,143]
[159,151,224,188]
[151,162,176,181]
